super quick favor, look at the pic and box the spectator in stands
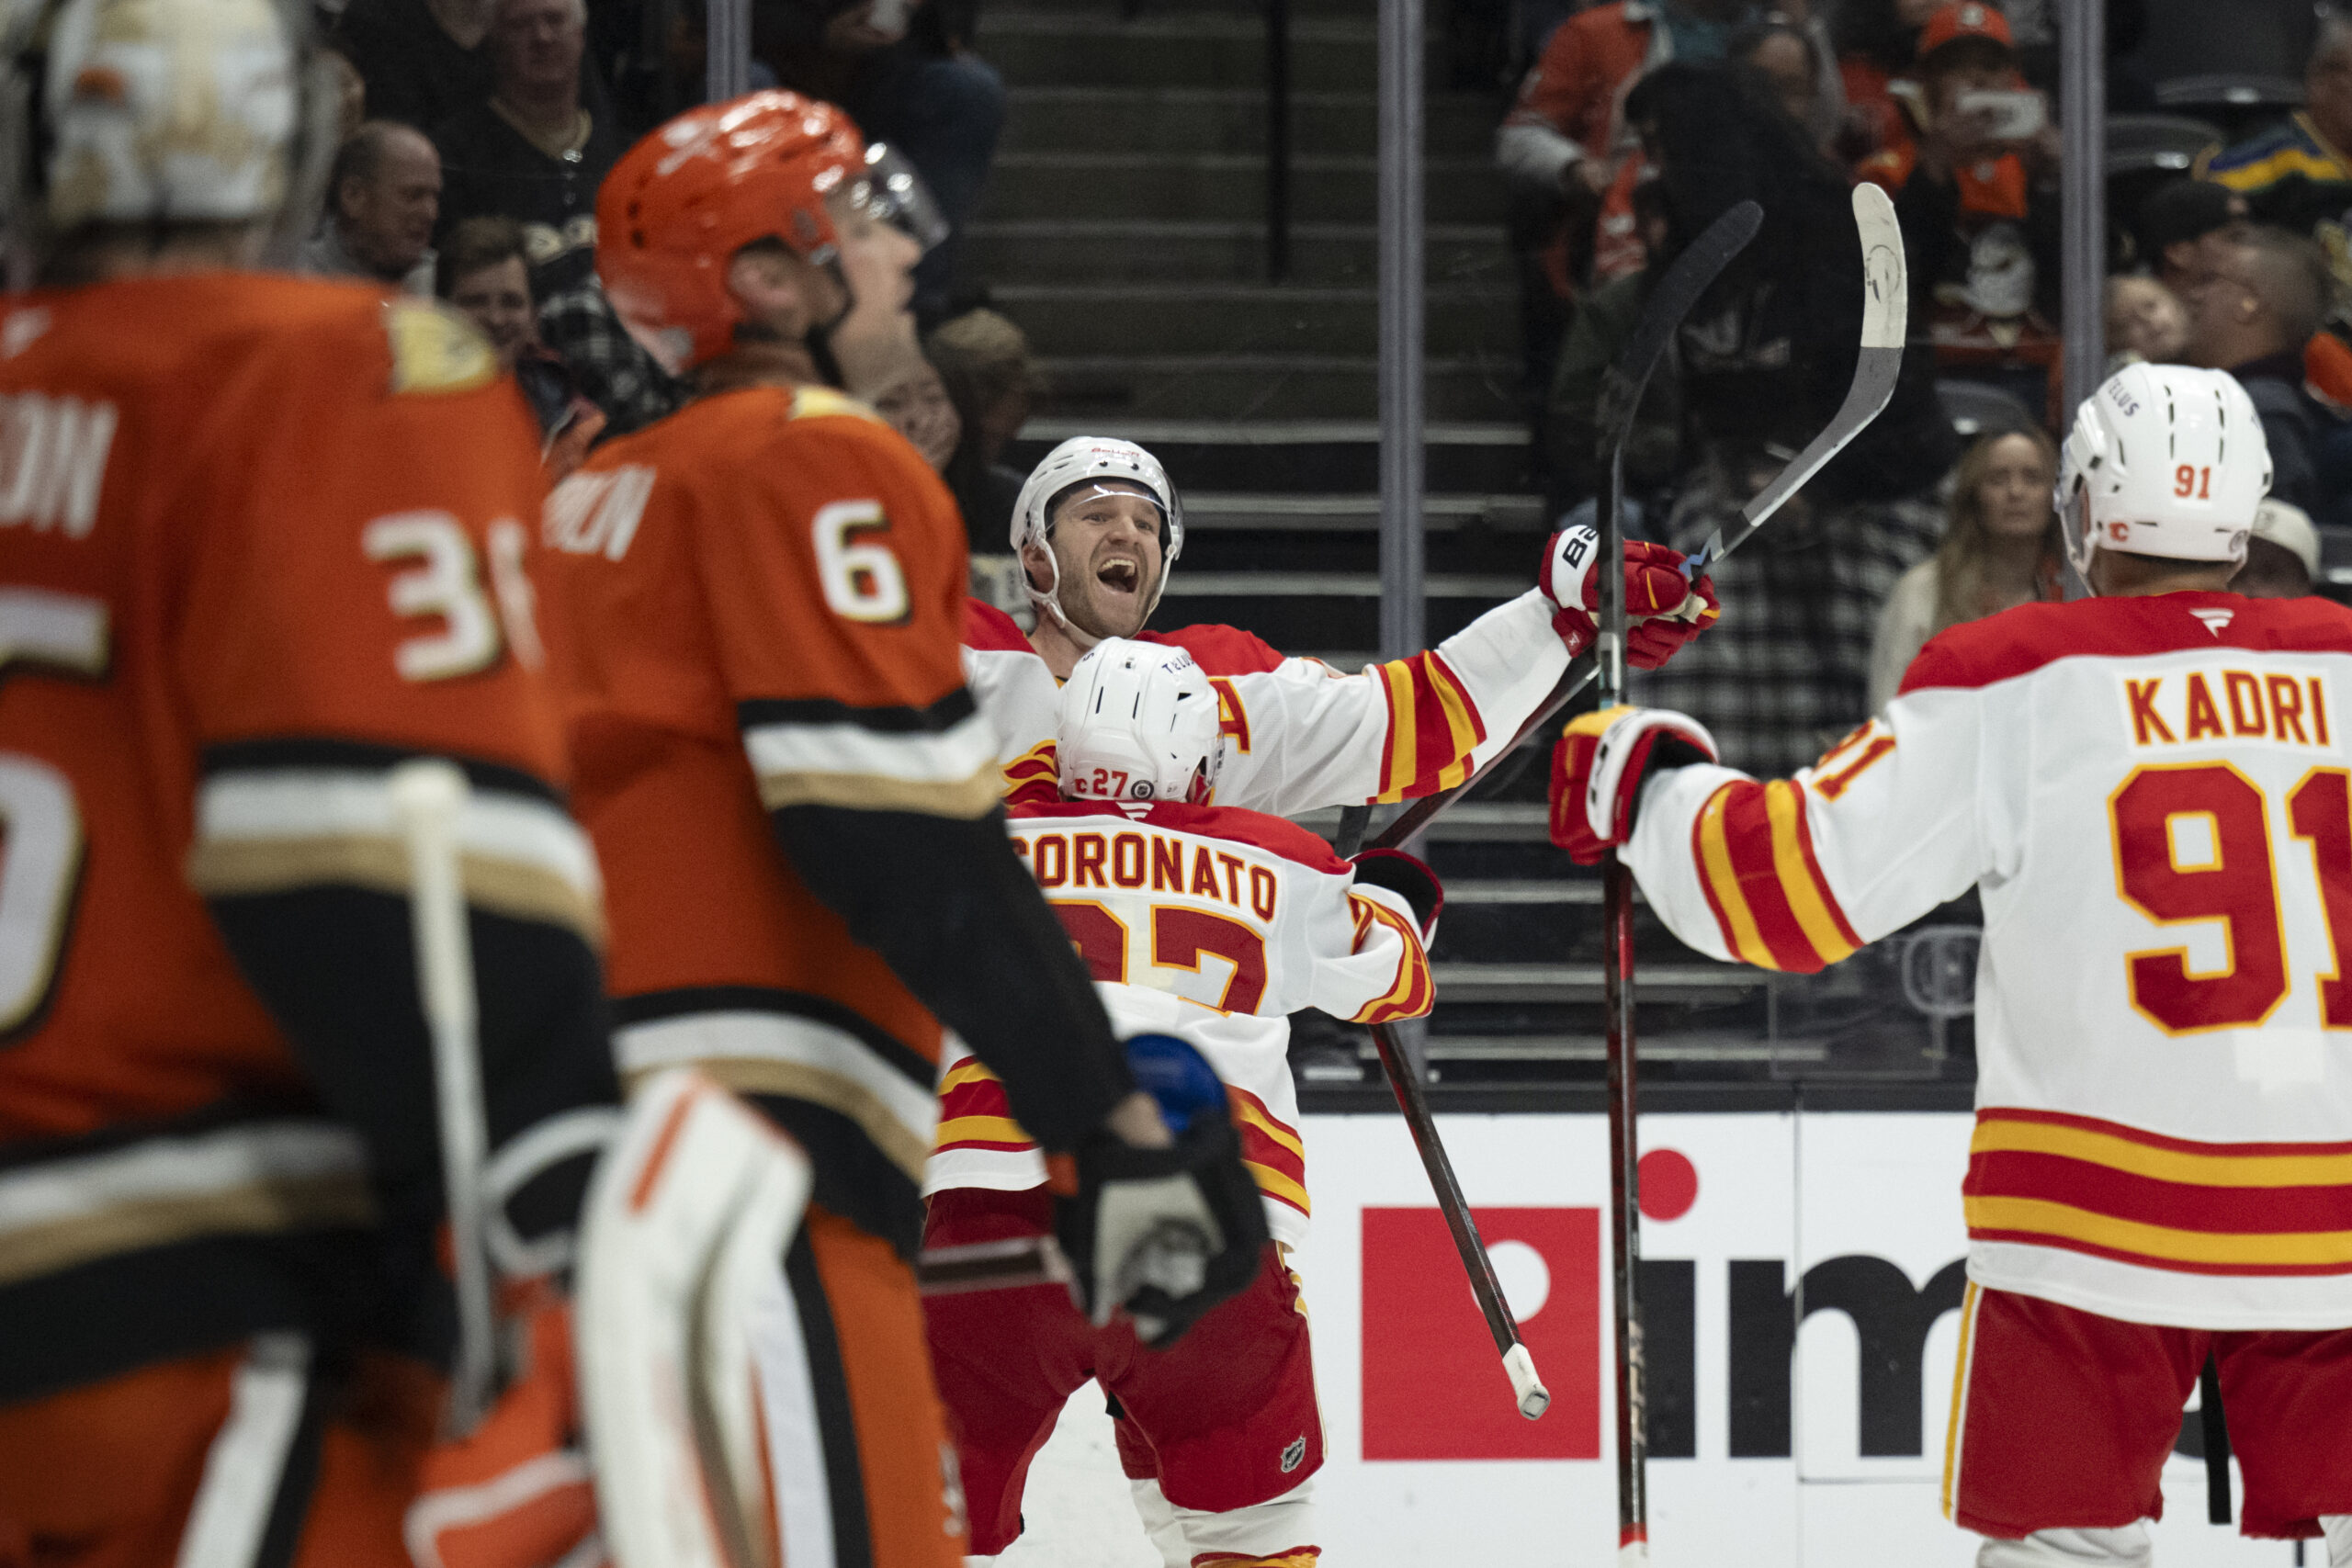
[300,120,441,294]
[929,307,1042,549]
[433,0,622,294]
[1634,423,1944,775]
[2104,274,2188,368]
[437,215,605,477]
[760,0,1004,320]
[1831,0,1939,166]
[334,0,494,135]
[1545,178,1680,514]
[1729,17,1840,155]
[1495,0,1793,452]
[2234,497,2322,599]
[1869,4,2064,335]
[2132,177,2248,293]
[2181,226,2334,513]
[538,280,686,435]
[1630,63,1956,503]
[1867,426,2061,712]
[2198,13,2352,253]
[320,41,368,141]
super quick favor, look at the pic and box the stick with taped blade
[1365,183,1906,858]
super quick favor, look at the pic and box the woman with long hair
[1868,425,2064,711]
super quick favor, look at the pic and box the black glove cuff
[1349,847,1444,934]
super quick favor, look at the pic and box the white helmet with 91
[2055,363,2270,581]
[1057,637,1221,806]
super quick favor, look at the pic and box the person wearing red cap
[1860,1,2062,358]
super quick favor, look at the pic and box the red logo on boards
[1360,1206,1600,1460]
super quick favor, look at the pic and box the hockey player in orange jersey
[928,638,1443,1566]
[540,90,1267,1568]
[0,1,620,1563]
[1555,365,2352,1565]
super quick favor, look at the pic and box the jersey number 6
[2110,761,2352,1032]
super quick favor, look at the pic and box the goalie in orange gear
[0,0,619,1564]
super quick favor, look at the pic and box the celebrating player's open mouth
[1093,547,1144,609]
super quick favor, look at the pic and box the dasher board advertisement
[993,1111,2302,1567]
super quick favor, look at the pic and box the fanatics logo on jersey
[1361,1207,1599,1461]
[2189,607,2235,637]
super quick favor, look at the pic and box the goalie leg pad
[576,1068,812,1568]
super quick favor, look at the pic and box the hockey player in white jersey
[926,638,1444,1567]
[1552,363,2352,1567]
[962,434,1719,813]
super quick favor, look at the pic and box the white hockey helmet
[2056,363,2269,579]
[1056,637,1222,806]
[1010,435,1185,644]
[0,0,334,264]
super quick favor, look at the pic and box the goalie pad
[576,1068,813,1568]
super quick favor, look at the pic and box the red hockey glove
[405,1297,600,1568]
[1539,526,1722,669]
[1548,704,1718,864]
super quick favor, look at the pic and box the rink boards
[1280,1109,2300,1567]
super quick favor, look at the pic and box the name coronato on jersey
[928,799,1434,1249]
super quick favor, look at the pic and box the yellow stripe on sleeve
[1231,1096,1306,1159]
[932,1115,1032,1149]
[1376,660,1419,802]
[1696,787,1775,968]
[1426,657,1482,793]
[1245,1160,1313,1215]
[938,1058,1002,1094]
[1764,782,1858,966]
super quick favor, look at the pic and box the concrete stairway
[976,4,1855,1086]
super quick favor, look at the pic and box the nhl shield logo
[1280,1435,1306,1473]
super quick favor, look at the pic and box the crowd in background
[1498,0,2352,774]
[308,0,2352,783]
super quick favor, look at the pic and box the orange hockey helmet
[596,90,865,374]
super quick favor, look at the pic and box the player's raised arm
[1551,688,1996,972]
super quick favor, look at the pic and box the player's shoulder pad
[1142,801,1349,874]
[1145,622,1285,675]
[964,598,1035,652]
[382,298,501,395]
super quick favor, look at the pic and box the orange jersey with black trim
[0,273,595,1397]
[540,384,994,1246]
[1602,591,2352,1330]
[925,798,1434,1249]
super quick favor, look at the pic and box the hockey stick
[389,759,499,1438]
[1329,202,1766,1426]
[1363,182,1905,857]
[1372,1017,1550,1417]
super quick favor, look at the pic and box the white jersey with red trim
[926,798,1435,1248]
[1613,590,2352,1330]
[961,592,1568,813]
